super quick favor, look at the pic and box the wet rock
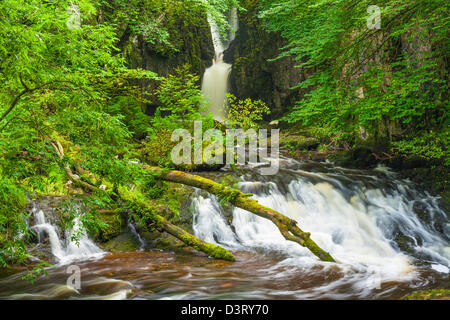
[281,135,320,151]
[102,233,140,253]
[413,201,431,223]
[138,230,186,252]
[223,2,306,118]
[27,196,68,230]
[327,147,378,169]
[27,244,57,264]
[394,234,420,254]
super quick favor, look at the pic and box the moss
[177,233,235,261]
[157,183,194,230]
[118,183,235,261]
[102,233,140,253]
[401,289,450,300]
[281,135,320,151]
[140,128,225,172]
[146,165,334,262]
[95,212,124,242]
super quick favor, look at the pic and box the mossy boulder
[94,212,124,243]
[401,289,450,300]
[138,229,186,251]
[102,233,140,253]
[140,129,226,172]
[327,147,378,169]
[127,182,197,252]
[281,135,320,151]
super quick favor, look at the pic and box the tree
[258,0,448,161]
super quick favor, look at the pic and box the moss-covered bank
[401,289,450,300]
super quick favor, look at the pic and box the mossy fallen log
[118,190,235,261]
[51,139,331,262]
[143,165,335,262]
[50,140,235,261]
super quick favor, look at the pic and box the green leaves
[0,175,30,266]
[155,64,206,122]
[262,0,448,161]
[226,93,270,130]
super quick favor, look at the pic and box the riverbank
[277,128,449,213]
[2,155,449,300]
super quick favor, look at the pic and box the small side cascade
[128,222,146,251]
[31,204,105,265]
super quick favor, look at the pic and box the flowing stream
[0,10,448,301]
[0,157,448,299]
[30,204,105,266]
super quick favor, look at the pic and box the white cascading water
[128,222,146,251]
[201,9,238,121]
[31,205,105,265]
[196,10,449,298]
[192,162,450,297]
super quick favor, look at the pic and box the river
[0,157,448,299]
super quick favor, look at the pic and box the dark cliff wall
[119,15,215,114]
[223,3,307,118]
[141,19,214,79]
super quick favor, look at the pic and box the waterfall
[192,162,450,296]
[201,9,238,121]
[128,222,146,251]
[31,205,105,265]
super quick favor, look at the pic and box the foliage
[0,175,30,266]
[102,0,240,55]
[226,93,271,130]
[155,65,207,122]
[21,261,53,284]
[143,65,216,169]
[393,130,449,166]
[0,0,242,269]
[259,0,449,162]
[0,0,154,266]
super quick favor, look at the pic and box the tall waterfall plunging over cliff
[201,9,238,121]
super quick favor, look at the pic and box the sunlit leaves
[261,0,448,161]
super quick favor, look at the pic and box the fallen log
[143,165,335,262]
[50,139,333,262]
[50,140,235,261]
[120,192,235,261]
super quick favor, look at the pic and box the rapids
[0,158,448,300]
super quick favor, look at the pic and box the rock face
[141,20,214,79]
[118,3,306,118]
[120,15,215,114]
[223,3,307,118]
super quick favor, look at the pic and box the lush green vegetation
[226,93,270,130]
[0,0,236,266]
[258,0,448,163]
[0,0,448,270]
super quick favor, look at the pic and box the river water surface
[0,158,448,299]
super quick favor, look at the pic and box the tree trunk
[51,140,334,263]
[143,165,335,262]
[127,199,235,261]
[51,140,235,261]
